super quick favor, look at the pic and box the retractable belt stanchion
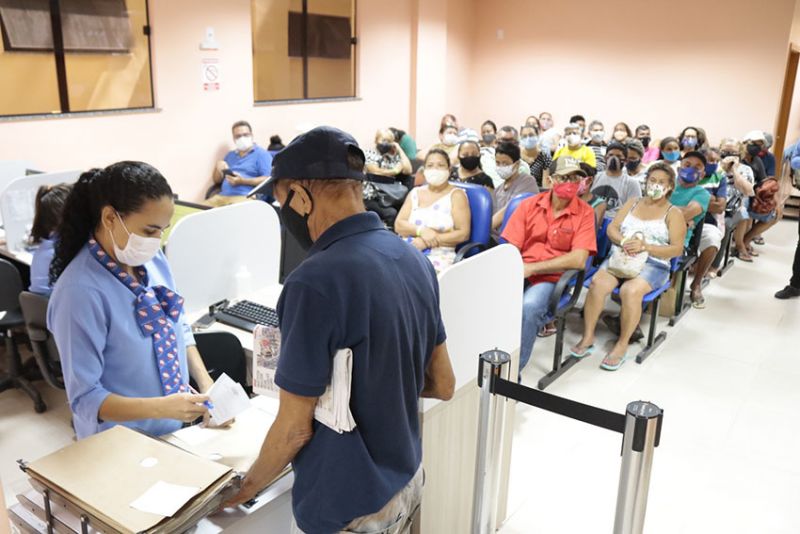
[472,350,511,534]
[614,401,663,534]
[471,351,664,534]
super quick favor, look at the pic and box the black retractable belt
[471,350,664,534]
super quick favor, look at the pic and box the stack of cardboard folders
[11,397,289,534]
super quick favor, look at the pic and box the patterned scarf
[87,239,188,395]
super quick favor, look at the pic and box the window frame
[0,0,155,119]
[253,0,358,104]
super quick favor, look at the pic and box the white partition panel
[0,170,80,252]
[165,201,281,314]
[424,243,523,412]
[418,245,523,534]
[0,160,36,195]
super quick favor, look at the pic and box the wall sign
[201,58,220,91]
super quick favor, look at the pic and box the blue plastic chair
[499,192,538,241]
[452,182,493,261]
[498,191,586,390]
[606,256,679,364]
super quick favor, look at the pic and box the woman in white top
[572,162,686,370]
[395,149,470,273]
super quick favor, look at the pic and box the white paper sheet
[172,424,217,447]
[129,481,200,517]
[207,373,251,425]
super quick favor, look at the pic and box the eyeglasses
[555,174,583,183]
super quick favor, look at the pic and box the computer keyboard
[215,300,279,332]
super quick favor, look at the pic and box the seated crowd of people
[30,112,788,379]
[351,112,787,374]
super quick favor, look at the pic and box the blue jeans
[520,282,557,372]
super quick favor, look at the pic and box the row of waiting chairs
[449,185,710,390]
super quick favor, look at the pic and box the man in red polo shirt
[502,157,597,374]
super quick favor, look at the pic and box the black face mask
[377,142,392,155]
[280,188,314,251]
[746,144,761,157]
[482,133,496,144]
[639,136,651,149]
[625,159,641,172]
[459,155,481,171]
[607,155,621,172]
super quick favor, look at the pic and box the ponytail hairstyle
[49,161,173,283]
[29,183,72,244]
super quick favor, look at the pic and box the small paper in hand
[129,481,200,517]
[207,373,251,426]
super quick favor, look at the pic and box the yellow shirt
[553,145,597,168]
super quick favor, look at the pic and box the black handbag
[372,182,409,209]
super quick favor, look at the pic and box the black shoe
[775,286,800,299]
[601,314,644,343]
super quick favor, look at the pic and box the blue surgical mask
[704,163,717,177]
[662,150,680,162]
[678,166,700,184]
[682,137,698,149]
[520,136,539,150]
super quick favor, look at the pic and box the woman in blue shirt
[47,161,214,439]
[28,183,71,296]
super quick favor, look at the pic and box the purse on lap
[607,231,649,279]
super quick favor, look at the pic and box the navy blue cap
[265,125,365,187]
[682,150,707,166]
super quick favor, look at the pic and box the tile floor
[0,220,798,533]
[501,218,800,534]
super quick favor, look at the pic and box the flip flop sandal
[537,325,558,338]
[569,344,595,359]
[691,295,706,309]
[747,248,760,257]
[753,236,765,245]
[600,354,629,371]
[736,252,754,262]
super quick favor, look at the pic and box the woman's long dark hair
[29,183,72,244]
[49,161,173,283]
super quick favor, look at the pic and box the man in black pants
[775,217,800,299]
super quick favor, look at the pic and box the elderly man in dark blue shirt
[225,126,455,533]
[207,120,272,207]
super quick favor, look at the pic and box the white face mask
[108,212,162,267]
[496,164,516,181]
[646,183,667,200]
[566,133,582,146]
[424,168,450,186]
[443,133,459,146]
[591,131,605,142]
[235,135,254,151]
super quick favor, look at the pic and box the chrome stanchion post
[471,350,511,534]
[614,401,663,534]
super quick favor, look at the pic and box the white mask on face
[646,183,667,200]
[443,133,459,146]
[591,130,605,142]
[108,212,162,267]
[567,133,582,146]
[496,164,516,181]
[424,168,450,186]
[235,135,254,151]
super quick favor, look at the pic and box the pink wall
[2,0,800,201]
[0,0,414,200]
[463,0,796,148]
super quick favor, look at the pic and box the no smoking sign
[201,58,221,91]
